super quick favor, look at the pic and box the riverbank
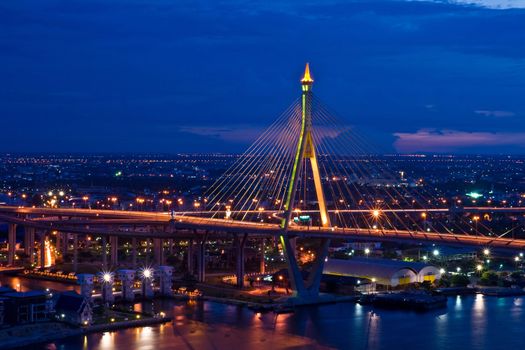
[0,316,171,349]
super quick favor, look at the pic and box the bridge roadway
[1,206,525,251]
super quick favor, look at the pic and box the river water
[2,276,525,350]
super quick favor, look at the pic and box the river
[2,276,525,350]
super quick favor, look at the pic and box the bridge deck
[1,206,524,251]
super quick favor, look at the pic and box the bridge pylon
[280,63,331,301]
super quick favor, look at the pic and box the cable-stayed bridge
[2,64,525,300]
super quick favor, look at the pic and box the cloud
[446,1,525,9]
[474,109,515,117]
[394,129,525,152]
[178,125,264,143]
[417,1,525,9]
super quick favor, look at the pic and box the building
[1,291,51,324]
[323,258,442,287]
[54,291,93,326]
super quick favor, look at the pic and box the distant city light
[466,192,483,199]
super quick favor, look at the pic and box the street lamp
[483,248,490,257]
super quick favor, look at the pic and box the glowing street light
[141,267,153,279]
[476,264,483,271]
[102,272,113,283]
[372,209,380,218]
[483,248,490,256]
[432,249,439,257]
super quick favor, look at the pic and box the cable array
[202,93,491,238]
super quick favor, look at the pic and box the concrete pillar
[100,273,115,305]
[304,238,331,294]
[131,238,137,268]
[259,239,265,274]
[290,237,297,258]
[158,265,173,297]
[144,238,150,265]
[7,223,17,265]
[110,236,118,266]
[235,234,247,288]
[77,274,94,301]
[62,233,68,257]
[153,238,163,265]
[73,234,79,273]
[168,239,174,255]
[117,270,136,302]
[197,238,206,283]
[187,239,194,275]
[101,236,107,269]
[141,270,154,299]
[24,227,34,261]
[39,231,46,269]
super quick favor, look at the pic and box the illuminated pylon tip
[301,62,314,83]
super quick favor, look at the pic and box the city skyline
[1,0,525,154]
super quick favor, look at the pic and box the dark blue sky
[1,0,525,154]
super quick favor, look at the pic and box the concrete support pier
[61,232,68,257]
[77,274,94,301]
[101,273,115,305]
[73,234,79,272]
[118,270,136,302]
[131,238,137,268]
[159,266,174,297]
[259,239,265,274]
[110,236,118,266]
[235,234,247,288]
[141,273,154,299]
[7,223,17,265]
[168,239,174,256]
[197,237,206,283]
[187,239,194,275]
[153,238,163,265]
[101,236,107,269]
[24,226,35,262]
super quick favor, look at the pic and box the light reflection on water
[4,275,525,350]
[48,296,525,349]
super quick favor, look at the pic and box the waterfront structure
[100,272,114,305]
[54,291,92,326]
[0,291,50,324]
[324,258,442,286]
[118,270,136,302]
[158,265,174,297]
[77,274,94,300]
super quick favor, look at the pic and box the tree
[450,274,470,287]
[479,271,499,286]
